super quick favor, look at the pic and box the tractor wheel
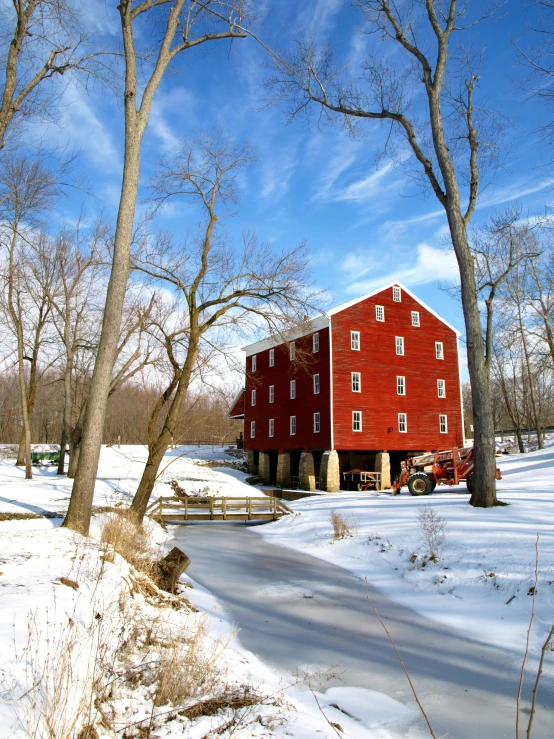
[408,472,433,496]
[466,474,474,495]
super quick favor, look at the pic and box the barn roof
[242,281,461,356]
[228,388,246,419]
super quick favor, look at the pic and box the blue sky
[40,0,554,358]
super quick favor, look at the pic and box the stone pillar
[276,452,291,488]
[320,450,340,492]
[298,452,316,491]
[258,452,271,484]
[245,449,256,474]
[375,452,391,490]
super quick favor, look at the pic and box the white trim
[397,375,406,396]
[393,285,401,302]
[242,281,460,355]
[313,412,320,433]
[437,378,446,398]
[439,414,448,433]
[290,379,296,399]
[396,336,404,355]
[269,348,274,366]
[290,415,296,435]
[329,316,334,449]
[352,371,361,392]
[411,310,420,327]
[269,418,274,437]
[326,281,460,335]
[350,330,360,350]
[375,305,385,322]
[352,410,362,432]
[457,334,466,446]
[398,412,407,433]
[313,373,320,394]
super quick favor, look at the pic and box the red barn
[238,282,464,491]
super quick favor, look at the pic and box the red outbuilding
[239,282,464,491]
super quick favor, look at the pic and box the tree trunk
[15,336,32,479]
[63,132,142,534]
[516,298,543,449]
[57,429,67,475]
[516,427,525,454]
[57,362,73,475]
[445,209,497,507]
[16,428,25,466]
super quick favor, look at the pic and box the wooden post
[210,497,214,520]
[185,496,188,520]
[272,495,277,519]
[247,497,252,520]
[223,497,227,520]
[158,497,162,521]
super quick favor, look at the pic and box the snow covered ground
[0,447,416,738]
[0,444,261,517]
[260,445,554,667]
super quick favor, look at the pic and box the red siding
[229,390,245,419]
[331,286,463,451]
[244,328,332,451]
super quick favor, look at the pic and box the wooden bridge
[145,495,293,523]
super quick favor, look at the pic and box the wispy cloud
[334,162,399,203]
[345,243,458,294]
[149,87,196,153]
[378,209,445,242]
[479,178,554,209]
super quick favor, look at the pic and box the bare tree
[129,131,321,521]
[0,156,60,477]
[0,0,101,150]
[64,0,249,536]
[29,220,107,474]
[263,0,505,507]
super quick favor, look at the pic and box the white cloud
[311,138,361,201]
[339,252,373,279]
[479,178,554,209]
[334,162,399,203]
[345,242,459,294]
[149,87,196,153]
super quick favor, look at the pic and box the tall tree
[129,131,321,521]
[265,0,505,506]
[64,1,248,535]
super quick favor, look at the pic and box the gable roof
[228,388,246,419]
[242,281,460,355]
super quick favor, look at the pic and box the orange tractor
[393,446,502,496]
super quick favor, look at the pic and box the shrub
[417,505,447,560]
[330,510,358,540]
[100,512,156,573]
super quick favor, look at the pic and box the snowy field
[0,444,261,517]
[260,445,554,666]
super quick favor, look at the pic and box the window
[269,419,274,437]
[290,416,296,435]
[393,286,401,302]
[396,336,404,355]
[269,385,274,403]
[250,421,255,438]
[269,348,274,367]
[313,412,320,433]
[313,374,320,394]
[251,389,256,406]
[351,331,360,350]
[352,372,361,392]
[289,342,295,361]
[440,414,448,433]
[376,305,385,322]
[397,376,405,395]
[352,411,362,432]
[398,413,407,433]
[411,311,420,327]
[313,333,319,353]
[251,355,257,371]
[290,380,296,399]
[436,342,444,360]
[437,379,446,398]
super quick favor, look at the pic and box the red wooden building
[233,282,464,491]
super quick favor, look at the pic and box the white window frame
[436,341,444,360]
[251,355,257,371]
[250,421,255,438]
[376,305,385,322]
[440,414,448,433]
[352,372,361,393]
[269,419,274,438]
[397,376,406,396]
[396,336,404,355]
[290,379,296,399]
[313,412,320,433]
[398,413,407,433]
[269,348,274,367]
[351,330,360,350]
[269,385,274,403]
[352,411,362,432]
[313,333,319,353]
[289,342,295,361]
[290,415,296,435]
[411,311,420,327]
[437,379,446,398]
[313,374,320,394]
[393,286,401,302]
[251,389,256,406]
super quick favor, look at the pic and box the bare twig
[365,578,437,739]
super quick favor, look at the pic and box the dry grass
[100,512,158,574]
[330,510,358,540]
[417,505,447,559]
